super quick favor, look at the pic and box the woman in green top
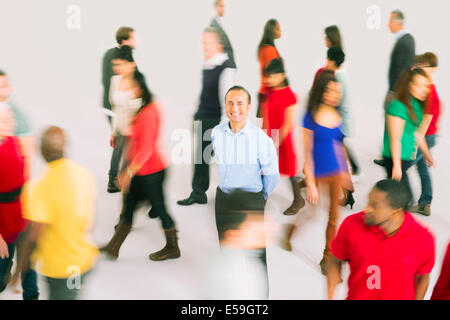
[382,68,434,198]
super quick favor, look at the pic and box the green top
[382,98,423,160]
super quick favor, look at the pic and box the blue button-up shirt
[211,120,280,199]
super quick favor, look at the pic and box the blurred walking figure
[177,27,236,206]
[101,74,180,261]
[327,179,435,300]
[408,53,441,216]
[263,59,304,215]
[11,126,98,300]
[101,26,137,124]
[0,105,39,300]
[211,86,280,299]
[286,71,354,275]
[315,27,360,177]
[257,19,282,124]
[107,45,142,193]
[324,25,343,49]
[431,242,450,300]
[210,0,235,66]
[374,10,415,166]
[381,68,434,201]
[0,70,34,181]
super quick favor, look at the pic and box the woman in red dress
[264,59,305,215]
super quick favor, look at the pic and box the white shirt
[109,75,142,136]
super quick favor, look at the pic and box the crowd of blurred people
[0,0,449,300]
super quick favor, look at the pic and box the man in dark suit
[386,10,415,108]
[210,0,235,66]
[374,10,415,167]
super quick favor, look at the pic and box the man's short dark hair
[116,26,134,45]
[374,179,412,210]
[327,46,345,67]
[225,85,251,104]
[0,70,6,77]
[391,10,405,22]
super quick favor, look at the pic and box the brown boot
[100,220,132,259]
[280,224,296,251]
[283,179,306,215]
[149,228,181,261]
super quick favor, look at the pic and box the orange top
[258,45,280,94]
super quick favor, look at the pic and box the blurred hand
[306,185,319,204]
[0,235,8,259]
[392,165,402,181]
[118,170,131,194]
[425,154,435,167]
[110,135,117,148]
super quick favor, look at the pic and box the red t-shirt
[127,103,168,176]
[312,67,327,87]
[425,83,441,136]
[0,136,25,244]
[331,211,435,300]
[431,242,450,300]
[266,86,299,177]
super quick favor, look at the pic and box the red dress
[265,86,299,177]
[0,136,25,244]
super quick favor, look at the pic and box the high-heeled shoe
[341,191,355,209]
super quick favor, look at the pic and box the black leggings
[122,169,175,229]
[383,157,414,198]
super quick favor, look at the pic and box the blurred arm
[327,254,343,300]
[414,274,430,300]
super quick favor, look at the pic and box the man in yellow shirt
[11,126,98,300]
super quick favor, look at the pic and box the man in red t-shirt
[409,52,441,216]
[327,179,435,300]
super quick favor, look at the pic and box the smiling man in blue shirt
[211,85,279,299]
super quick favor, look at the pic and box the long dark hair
[264,58,289,87]
[393,68,429,123]
[134,70,153,114]
[258,19,278,54]
[306,70,336,116]
[325,25,343,49]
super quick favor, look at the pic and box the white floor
[1,110,449,300]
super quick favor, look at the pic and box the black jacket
[388,33,415,91]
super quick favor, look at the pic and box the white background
[0,0,449,300]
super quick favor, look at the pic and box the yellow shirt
[23,158,98,278]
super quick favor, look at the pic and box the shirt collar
[394,29,409,40]
[48,158,68,168]
[365,211,411,240]
[224,120,252,135]
[204,52,229,69]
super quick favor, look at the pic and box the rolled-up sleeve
[259,133,280,198]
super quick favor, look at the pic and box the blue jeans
[0,240,39,300]
[411,135,436,205]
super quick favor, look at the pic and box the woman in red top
[264,59,304,215]
[101,71,180,261]
[257,19,281,126]
[409,52,441,216]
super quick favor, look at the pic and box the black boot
[107,174,120,193]
[149,228,181,261]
